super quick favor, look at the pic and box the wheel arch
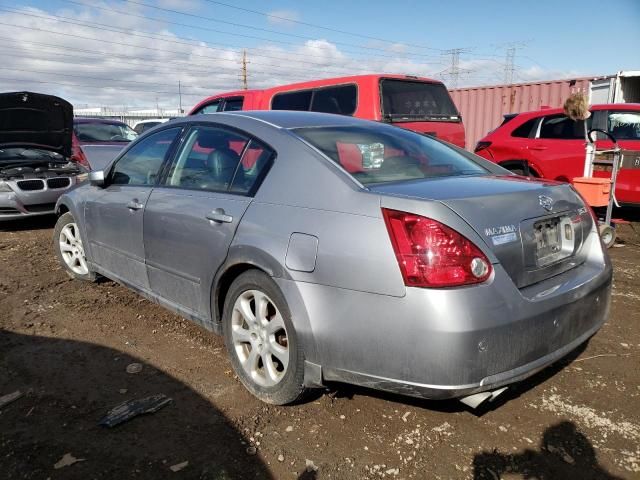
[210,246,291,325]
[498,159,541,177]
[210,248,320,371]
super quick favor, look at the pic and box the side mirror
[89,170,106,187]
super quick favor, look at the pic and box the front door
[143,125,274,316]
[84,127,182,288]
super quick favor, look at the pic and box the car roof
[514,103,640,119]
[190,74,444,113]
[74,117,129,126]
[186,110,374,130]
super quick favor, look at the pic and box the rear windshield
[381,79,459,121]
[294,125,487,186]
[74,122,138,142]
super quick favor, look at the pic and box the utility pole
[443,48,463,88]
[178,80,183,114]
[241,50,249,90]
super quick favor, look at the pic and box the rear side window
[539,114,589,139]
[230,139,274,195]
[272,90,313,111]
[310,85,357,115]
[271,85,357,115]
[511,118,538,138]
[111,128,181,186]
[223,97,244,112]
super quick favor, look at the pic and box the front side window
[271,90,312,111]
[110,127,181,186]
[164,126,249,192]
[608,111,640,140]
[294,125,487,186]
[380,80,459,121]
[539,114,590,140]
[74,122,138,142]
[223,97,244,112]
[195,100,221,114]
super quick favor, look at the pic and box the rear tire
[222,269,307,405]
[53,212,96,281]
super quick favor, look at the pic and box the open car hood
[0,91,73,158]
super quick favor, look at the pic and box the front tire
[222,270,306,405]
[53,212,96,281]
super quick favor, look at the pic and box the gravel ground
[0,216,639,480]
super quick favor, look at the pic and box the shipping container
[450,71,640,150]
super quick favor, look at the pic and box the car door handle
[126,200,144,211]
[206,209,233,224]
[529,146,548,151]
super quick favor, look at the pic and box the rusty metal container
[450,78,592,150]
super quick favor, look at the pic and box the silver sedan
[54,111,612,407]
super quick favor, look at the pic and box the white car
[132,118,170,135]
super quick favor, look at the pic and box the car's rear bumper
[278,234,612,400]
[321,306,605,400]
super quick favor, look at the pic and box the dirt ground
[1,216,639,480]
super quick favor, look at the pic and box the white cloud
[266,9,300,27]
[0,4,579,111]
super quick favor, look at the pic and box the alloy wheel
[59,223,89,276]
[231,289,289,387]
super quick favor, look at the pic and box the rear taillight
[382,209,492,288]
[474,141,492,153]
[71,145,90,169]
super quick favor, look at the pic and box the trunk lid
[370,175,594,288]
[0,92,73,158]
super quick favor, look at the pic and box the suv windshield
[294,125,487,186]
[380,79,460,121]
[74,122,138,142]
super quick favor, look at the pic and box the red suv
[474,104,640,205]
[189,74,465,148]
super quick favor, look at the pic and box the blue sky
[1,0,638,109]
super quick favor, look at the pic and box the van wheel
[53,212,96,281]
[222,270,307,405]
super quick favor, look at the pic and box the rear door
[593,109,640,204]
[84,127,182,288]
[527,113,589,181]
[143,125,274,317]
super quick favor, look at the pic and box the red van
[189,74,465,148]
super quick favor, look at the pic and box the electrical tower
[241,50,249,90]
[443,48,463,88]
[504,46,516,84]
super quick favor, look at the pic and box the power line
[64,0,443,62]
[0,8,424,78]
[0,19,380,79]
[0,42,315,82]
[0,75,205,96]
[199,0,443,51]
[122,0,443,57]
